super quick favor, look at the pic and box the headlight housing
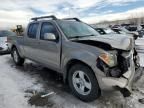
[99,53,117,67]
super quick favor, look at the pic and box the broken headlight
[99,53,117,67]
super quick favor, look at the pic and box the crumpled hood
[90,34,131,50]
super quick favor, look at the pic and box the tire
[11,47,25,66]
[68,64,101,102]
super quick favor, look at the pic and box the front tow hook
[119,88,131,97]
[115,86,131,97]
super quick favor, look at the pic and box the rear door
[36,21,61,71]
[23,23,40,60]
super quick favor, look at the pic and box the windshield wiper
[69,34,95,39]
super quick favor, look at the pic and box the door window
[40,22,58,40]
[28,23,39,39]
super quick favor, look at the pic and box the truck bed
[8,35,24,51]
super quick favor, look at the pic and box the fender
[61,50,98,82]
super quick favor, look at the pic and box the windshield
[0,30,16,37]
[58,21,99,39]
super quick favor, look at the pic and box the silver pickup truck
[8,16,137,102]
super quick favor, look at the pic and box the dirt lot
[0,54,144,108]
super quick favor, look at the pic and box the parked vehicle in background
[94,28,106,35]
[0,30,16,54]
[95,28,115,35]
[112,28,127,34]
[8,16,137,102]
[125,25,137,31]
[111,26,139,40]
[141,24,144,29]
[94,27,140,68]
[95,27,135,40]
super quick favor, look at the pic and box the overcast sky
[0,0,144,28]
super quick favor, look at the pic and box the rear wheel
[68,64,101,102]
[11,47,25,66]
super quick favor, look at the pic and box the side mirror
[43,33,56,41]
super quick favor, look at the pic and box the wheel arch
[63,59,97,84]
[11,44,24,58]
[11,45,16,50]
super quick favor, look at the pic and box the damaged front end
[97,49,135,96]
[73,37,139,97]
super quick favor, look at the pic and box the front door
[36,22,61,71]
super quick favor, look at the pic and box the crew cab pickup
[8,16,136,102]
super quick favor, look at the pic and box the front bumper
[95,50,135,91]
[101,60,135,91]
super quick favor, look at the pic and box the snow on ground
[0,50,144,108]
[0,55,44,108]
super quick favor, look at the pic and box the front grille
[118,55,130,73]
[97,53,131,78]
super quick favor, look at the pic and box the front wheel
[68,64,101,102]
[11,47,25,66]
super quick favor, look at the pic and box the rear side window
[28,23,39,38]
